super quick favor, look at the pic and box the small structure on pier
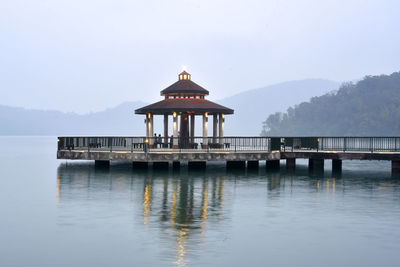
[135,71,234,148]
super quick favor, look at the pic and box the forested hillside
[261,72,400,136]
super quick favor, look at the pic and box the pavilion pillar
[213,114,218,144]
[145,114,149,139]
[202,113,208,148]
[163,114,168,147]
[149,113,154,147]
[190,114,195,143]
[219,113,224,146]
[173,112,178,148]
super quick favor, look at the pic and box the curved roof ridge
[160,79,209,95]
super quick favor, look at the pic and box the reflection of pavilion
[142,174,225,266]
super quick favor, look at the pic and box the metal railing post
[235,138,237,152]
[370,137,373,153]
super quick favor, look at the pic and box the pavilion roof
[135,98,234,115]
[160,79,209,96]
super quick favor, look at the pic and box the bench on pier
[89,142,101,148]
[132,143,144,149]
[202,143,230,149]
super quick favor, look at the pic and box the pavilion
[135,70,234,148]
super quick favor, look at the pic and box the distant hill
[261,72,400,136]
[0,79,340,136]
[0,102,147,136]
[219,79,340,135]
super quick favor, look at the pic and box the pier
[57,136,400,173]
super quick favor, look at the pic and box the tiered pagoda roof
[135,71,234,115]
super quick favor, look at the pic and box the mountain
[261,72,400,136]
[219,79,340,135]
[0,79,340,136]
[0,101,147,136]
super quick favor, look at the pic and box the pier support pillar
[392,160,400,174]
[95,160,110,168]
[227,161,246,169]
[309,159,324,170]
[172,161,181,169]
[286,158,296,170]
[266,160,280,170]
[188,161,206,169]
[153,162,169,169]
[132,161,148,169]
[247,160,259,168]
[332,159,342,172]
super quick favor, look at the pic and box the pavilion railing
[57,136,400,153]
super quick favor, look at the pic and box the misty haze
[1,1,400,267]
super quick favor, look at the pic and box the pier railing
[57,136,271,152]
[277,137,400,152]
[57,136,400,153]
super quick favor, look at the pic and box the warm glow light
[173,112,177,118]
[205,112,208,117]
[147,113,151,119]
[145,139,149,143]
[143,183,151,225]
[57,138,60,142]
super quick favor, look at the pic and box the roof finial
[179,68,191,81]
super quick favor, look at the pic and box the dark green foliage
[261,72,400,136]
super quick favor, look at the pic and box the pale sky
[1,0,399,114]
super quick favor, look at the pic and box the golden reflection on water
[201,179,208,222]
[170,182,177,225]
[315,178,336,197]
[175,228,188,267]
[56,174,61,204]
[143,181,152,225]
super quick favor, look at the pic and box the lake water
[1,136,399,267]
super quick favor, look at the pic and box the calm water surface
[0,137,399,267]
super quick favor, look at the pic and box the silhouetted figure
[158,134,162,148]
